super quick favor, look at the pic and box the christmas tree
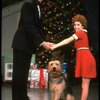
[36,0,87,68]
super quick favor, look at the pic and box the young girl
[51,14,97,100]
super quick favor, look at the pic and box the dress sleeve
[72,31,83,40]
[72,34,78,40]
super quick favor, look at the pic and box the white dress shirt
[37,5,41,18]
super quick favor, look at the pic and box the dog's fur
[48,60,75,100]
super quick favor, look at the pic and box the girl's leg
[81,77,91,100]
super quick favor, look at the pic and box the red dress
[73,30,96,78]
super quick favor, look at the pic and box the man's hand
[42,42,55,50]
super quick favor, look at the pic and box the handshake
[41,41,56,51]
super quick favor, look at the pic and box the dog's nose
[53,67,56,71]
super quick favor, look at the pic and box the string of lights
[36,0,87,68]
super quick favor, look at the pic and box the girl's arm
[51,36,75,50]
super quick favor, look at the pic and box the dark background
[84,0,99,80]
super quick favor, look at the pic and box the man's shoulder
[21,1,34,9]
[24,0,36,5]
[23,1,32,6]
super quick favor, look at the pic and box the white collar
[82,29,87,32]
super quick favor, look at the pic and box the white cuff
[72,34,78,40]
[39,41,45,46]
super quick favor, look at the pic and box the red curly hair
[72,14,87,29]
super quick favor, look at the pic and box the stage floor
[1,80,99,100]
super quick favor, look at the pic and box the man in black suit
[12,0,53,100]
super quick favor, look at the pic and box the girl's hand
[50,45,56,51]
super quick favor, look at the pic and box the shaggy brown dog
[48,60,75,100]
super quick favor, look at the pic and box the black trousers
[12,49,32,100]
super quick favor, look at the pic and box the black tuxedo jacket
[12,1,45,54]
